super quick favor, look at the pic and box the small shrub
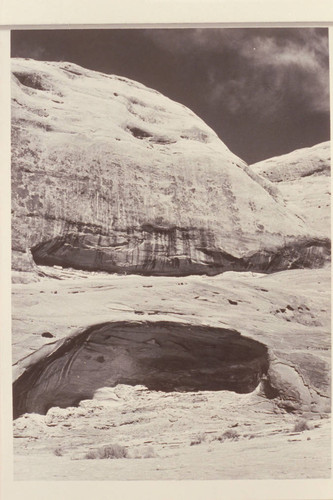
[53,447,63,456]
[190,433,207,446]
[85,450,99,460]
[216,429,240,442]
[85,443,128,460]
[293,419,310,432]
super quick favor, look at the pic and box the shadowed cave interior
[30,233,331,276]
[13,321,269,419]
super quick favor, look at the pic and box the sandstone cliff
[11,58,329,276]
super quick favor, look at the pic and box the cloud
[144,28,329,118]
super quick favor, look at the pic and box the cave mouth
[13,321,269,419]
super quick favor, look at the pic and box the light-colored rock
[12,58,329,276]
[250,142,331,238]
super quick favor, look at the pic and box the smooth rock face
[11,58,329,276]
[250,142,331,238]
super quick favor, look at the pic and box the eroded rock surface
[12,58,329,276]
[12,267,331,415]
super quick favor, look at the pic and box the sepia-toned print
[11,28,331,480]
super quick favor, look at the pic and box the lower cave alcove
[13,321,269,419]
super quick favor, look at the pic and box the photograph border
[1,1,332,499]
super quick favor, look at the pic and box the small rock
[41,332,54,338]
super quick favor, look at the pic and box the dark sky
[11,28,330,164]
